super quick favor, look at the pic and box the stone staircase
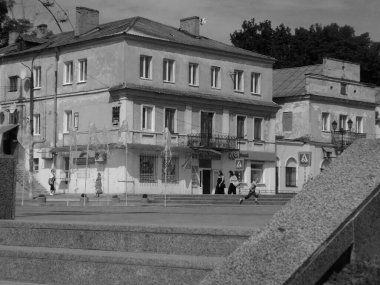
[0,220,255,285]
[15,167,50,200]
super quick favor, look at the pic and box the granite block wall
[201,139,380,285]
[0,156,16,219]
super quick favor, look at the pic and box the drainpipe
[52,47,59,169]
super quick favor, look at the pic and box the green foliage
[0,0,32,47]
[231,19,380,85]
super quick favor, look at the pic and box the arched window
[285,158,297,187]
[320,159,331,173]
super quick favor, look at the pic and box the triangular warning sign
[301,153,308,163]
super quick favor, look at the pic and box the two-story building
[273,58,377,193]
[0,7,279,196]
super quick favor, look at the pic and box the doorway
[201,169,211,194]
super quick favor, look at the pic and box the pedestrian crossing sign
[235,159,244,170]
[299,152,311,167]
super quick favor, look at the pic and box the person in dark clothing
[240,178,260,204]
[48,169,56,195]
[215,170,225,194]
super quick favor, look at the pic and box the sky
[13,0,380,44]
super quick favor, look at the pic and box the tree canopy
[231,19,380,85]
[0,0,32,47]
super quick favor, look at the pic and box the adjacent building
[273,58,377,193]
[0,7,279,195]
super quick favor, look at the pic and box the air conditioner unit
[41,150,53,159]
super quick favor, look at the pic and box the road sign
[299,152,311,167]
[235,159,244,170]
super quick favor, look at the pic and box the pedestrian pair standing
[228,170,239,195]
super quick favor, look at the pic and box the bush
[38,194,46,198]
[142,194,148,199]
[112,195,119,199]
[80,193,87,198]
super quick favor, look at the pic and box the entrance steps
[0,221,254,285]
[18,193,296,206]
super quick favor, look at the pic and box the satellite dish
[20,69,27,80]
[200,18,207,25]
[24,78,31,92]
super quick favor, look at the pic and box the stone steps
[0,221,253,284]
[0,245,221,285]
[17,193,296,206]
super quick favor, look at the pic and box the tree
[0,0,32,47]
[230,19,380,85]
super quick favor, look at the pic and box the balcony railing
[331,131,366,152]
[187,133,238,151]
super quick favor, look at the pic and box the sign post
[299,152,312,183]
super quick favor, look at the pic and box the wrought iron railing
[331,131,366,152]
[187,133,238,151]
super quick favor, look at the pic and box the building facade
[0,7,279,196]
[273,58,377,193]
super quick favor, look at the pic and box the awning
[239,151,276,162]
[0,124,18,134]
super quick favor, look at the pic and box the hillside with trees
[231,19,380,85]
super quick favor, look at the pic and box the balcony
[331,131,366,153]
[187,133,238,151]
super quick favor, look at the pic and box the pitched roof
[273,65,323,98]
[0,17,274,62]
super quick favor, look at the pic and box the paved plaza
[14,204,282,229]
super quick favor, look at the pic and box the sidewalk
[15,204,282,229]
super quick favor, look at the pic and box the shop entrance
[200,169,211,194]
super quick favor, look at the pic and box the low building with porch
[273,58,377,193]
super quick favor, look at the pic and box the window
[211,66,221,89]
[163,59,175,83]
[165,108,176,133]
[254,118,263,140]
[142,106,153,131]
[140,55,152,79]
[237,116,246,139]
[234,70,244,92]
[251,163,263,183]
[112,106,120,127]
[356,117,363,133]
[285,158,297,187]
[162,156,179,183]
[251,72,261,94]
[321,112,330,131]
[64,61,73,84]
[283,112,293,132]
[33,158,39,172]
[340,83,347,95]
[63,110,73,133]
[140,155,157,183]
[189,63,199,86]
[9,76,18,92]
[339,115,347,130]
[78,59,87,82]
[33,66,41,88]
[33,114,40,135]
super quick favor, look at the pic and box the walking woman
[228,170,239,195]
[215,170,225,194]
[95,172,103,197]
[48,169,56,195]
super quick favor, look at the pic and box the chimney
[36,24,48,38]
[180,16,200,37]
[8,31,19,46]
[75,6,99,36]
